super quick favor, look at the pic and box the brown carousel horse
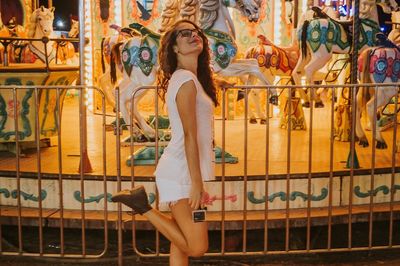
[55,18,79,65]
[0,14,28,64]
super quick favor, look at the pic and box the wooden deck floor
[0,96,399,178]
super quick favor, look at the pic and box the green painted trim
[10,189,47,202]
[73,191,156,204]
[247,188,328,204]
[0,188,11,198]
[354,185,400,198]
[204,29,234,44]
[74,191,113,203]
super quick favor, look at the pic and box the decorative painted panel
[341,174,400,205]
[0,70,78,142]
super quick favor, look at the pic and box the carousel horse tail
[359,48,374,108]
[300,20,310,57]
[311,6,329,19]
[101,37,106,73]
[110,41,123,85]
[129,22,160,41]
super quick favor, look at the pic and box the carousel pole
[48,0,53,8]
[293,0,298,29]
[78,0,93,173]
[346,0,360,169]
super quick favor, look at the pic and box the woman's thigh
[170,199,208,253]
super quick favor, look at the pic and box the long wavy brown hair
[157,19,218,106]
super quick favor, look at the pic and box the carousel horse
[243,3,341,124]
[55,18,79,65]
[98,24,141,107]
[109,0,277,139]
[245,34,300,124]
[356,33,400,149]
[388,11,400,44]
[0,15,28,64]
[292,0,399,107]
[9,6,56,64]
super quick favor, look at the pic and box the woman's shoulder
[170,69,197,82]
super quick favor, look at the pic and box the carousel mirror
[131,0,159,26]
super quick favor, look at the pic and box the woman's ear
[173,45,179,54]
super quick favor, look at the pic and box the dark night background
[39,0,78,31]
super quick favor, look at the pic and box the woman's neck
[176,55,198,76]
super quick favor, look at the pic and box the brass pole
[78,0,93,173]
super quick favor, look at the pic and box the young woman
[111,19,218,265]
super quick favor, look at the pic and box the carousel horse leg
[246,74,265,124]
[132,88,155,139]
[355,88,369,147]
[303,54,330,108]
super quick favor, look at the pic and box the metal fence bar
[368,85,379,248]
[389,90,399,247]
[263,88,270,253]
[306,87,315,251]
[56,88,65,256]
[34,87,44,255]
[242,88,249,253]
[78,87,86,256]
[285,86,293,252]
[115,86,123,266]
[348,84,357,249]
[327,86,336,250]
[221,87,227,255]
[13,88,23,254]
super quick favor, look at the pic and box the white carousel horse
[98,0,196,108]
[292,0,399,106]
[109,0,275,139]
[388,11,400,44]
[9,6,56,64]
[55,18,79,65]
[98,24,141,108]
[243,4,341,123]
[159,0,199,33]
[356,33,400,149]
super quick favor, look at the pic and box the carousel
[0,0,400,256]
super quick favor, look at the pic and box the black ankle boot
[111,185,152,215]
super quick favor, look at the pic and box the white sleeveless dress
[154,69,215,205]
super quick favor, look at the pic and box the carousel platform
[0,96,399,229]
[0,96,398,179]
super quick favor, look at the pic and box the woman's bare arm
[176,80,203,210]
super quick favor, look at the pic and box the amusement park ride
[0,0,399,247]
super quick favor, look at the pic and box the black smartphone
[192,209,206,223]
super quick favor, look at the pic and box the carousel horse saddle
[311,6,353,44]
[375,32,400,53]
[128,23,160,45]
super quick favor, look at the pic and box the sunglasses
[176,28,202,38]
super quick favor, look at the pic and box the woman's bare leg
[170,242,188,266]
[142,198,208,257]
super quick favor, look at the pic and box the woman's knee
[187,241,208,257]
